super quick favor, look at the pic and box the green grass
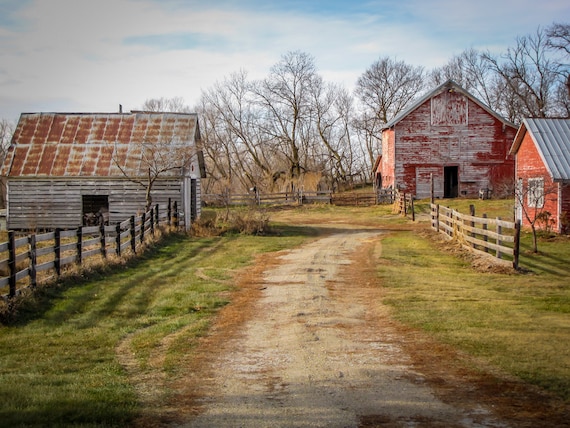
[0,227,310,427]
[413,197,516,221]
[1,202,568,427]
[377,228,570,400]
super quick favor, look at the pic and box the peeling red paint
[377,81,516,198]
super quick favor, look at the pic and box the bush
[191,208,271,237]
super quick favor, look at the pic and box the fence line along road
[203,189,397,207]
[431,203,521,269]
[1,201,183,299]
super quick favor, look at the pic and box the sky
[1,0,569,122]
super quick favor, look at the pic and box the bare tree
[113,136,195,212]
[0,118,15,208]
[354,57,424,174]
[140,97,191,113]
[310,78,354,186]
[0,118,14,163]
[201,71,274,192]
[546,22,570,107]
[254,51,319,188]
[196,97,235,195]
[355,57,425,124]
[546,22,570,55]
[429,48,507,114]
[483,27,564,120]
[515,177,560,253]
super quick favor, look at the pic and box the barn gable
[377,80,517,199]
[1,111,205,230]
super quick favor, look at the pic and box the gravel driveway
[183,227,508,427]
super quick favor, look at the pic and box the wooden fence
[1,201,182,299]
[431,203,521,269]
[204,192,306,206]
[396,191,415,220]
[203,189,396,207]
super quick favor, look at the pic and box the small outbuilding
[1,111,206,230]
[375,80,517,199]
[509,118,570,234]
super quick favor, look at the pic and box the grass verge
[0,225,311,427]
[377,227,570,401]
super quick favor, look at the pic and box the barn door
[444,166,458,198]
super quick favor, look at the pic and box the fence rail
[203,189,397,207]
[1,201,182,299]
[431,203,520,269]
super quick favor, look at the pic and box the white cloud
[0,0,568,121]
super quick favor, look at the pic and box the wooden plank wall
[6,178,187,230]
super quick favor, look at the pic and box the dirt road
[181,226,509,427]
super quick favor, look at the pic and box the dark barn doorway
[82,195,109,226]
[444,166,459,198]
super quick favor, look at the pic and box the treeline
[8,22,555,199]
[187,23,569,195]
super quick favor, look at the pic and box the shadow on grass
[1,233,210,327]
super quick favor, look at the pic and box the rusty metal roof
[510,118,570,182]
[1,111,200,178]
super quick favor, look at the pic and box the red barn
[509,118,570,234]
[375,80,517,199]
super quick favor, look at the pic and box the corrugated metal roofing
[1,111,199,178]
[511,118,570,181]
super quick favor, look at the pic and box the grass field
[0,224,311,427]
[0,201,568,426]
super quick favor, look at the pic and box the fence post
[448,207,454,238]
[140,212,146,244]
[54,228,61,277]
[469,205,476,249]
[7,231,16,297]
[100,221,107,259]
[513,220,521,270]
[149,208,154,236]
[167,198,172,227]
[482,214,489,253]
[76,227,83,266]
[496,217,502,259]
[29,234,37,289]
[435,204,440,232]
[173,201,179,229]
[115,223,121,257]
[130,216,136,254]
[410,197,415,221]
[155,204,159,228]
[430,173,434,204]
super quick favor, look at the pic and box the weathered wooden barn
[509,118,570,234]
[0,111,206,230]
[375,80,517,199]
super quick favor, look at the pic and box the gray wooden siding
[6,178,188,230]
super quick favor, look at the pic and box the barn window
[527,178,544,208]
[82,195,109,226]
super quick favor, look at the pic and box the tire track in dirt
[183,227,507,427]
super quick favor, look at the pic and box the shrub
[191,208,271,237]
